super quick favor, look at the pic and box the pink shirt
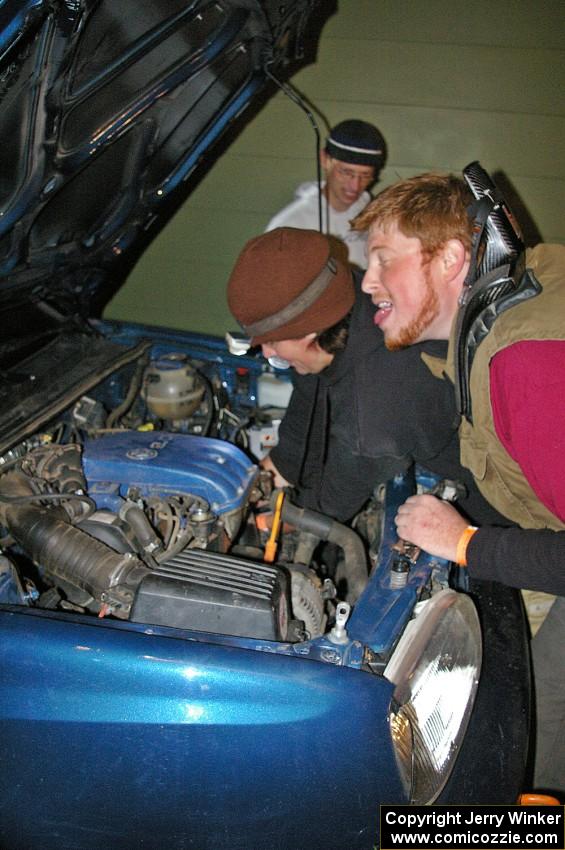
[490,340,565,523]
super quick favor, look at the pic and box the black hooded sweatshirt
[270,271,509,526]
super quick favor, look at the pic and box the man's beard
[384,267,440,351]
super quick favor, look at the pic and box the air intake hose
[277,497,368,603]
[0,471,148,617]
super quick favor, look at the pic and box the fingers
[394,495,469,562]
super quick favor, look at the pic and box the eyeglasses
[332,163,374,185]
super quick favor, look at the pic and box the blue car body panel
[0,606,404,850]
[349,472,435,651]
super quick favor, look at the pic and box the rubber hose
[1,471,148,616]
[279,499,368,603]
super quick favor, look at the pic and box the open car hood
[0,0,325,323]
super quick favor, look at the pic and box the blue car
[0,3,530,849]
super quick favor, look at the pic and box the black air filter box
[131,549,290,640]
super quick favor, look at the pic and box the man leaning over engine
[226,226,510,529]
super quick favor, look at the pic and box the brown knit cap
[227,227,354,345]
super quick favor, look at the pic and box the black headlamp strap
[463,196,494,291]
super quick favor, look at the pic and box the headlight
[384,589,481,804]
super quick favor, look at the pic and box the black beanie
[325,119,386,169]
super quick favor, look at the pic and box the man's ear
[440,239,468,282]
[304,332,318,347]
[320,149,331,171]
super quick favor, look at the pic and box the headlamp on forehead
[225,331,251,356]
[224,331,290,370]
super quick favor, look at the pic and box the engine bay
[0,332,397,655]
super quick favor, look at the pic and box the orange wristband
[455,526,478,566]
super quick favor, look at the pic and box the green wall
[105,0,565,337]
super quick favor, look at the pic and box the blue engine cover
[82,432,257,514]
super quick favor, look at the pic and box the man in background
[265,120,386,268]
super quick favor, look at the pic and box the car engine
[0,349,370,644]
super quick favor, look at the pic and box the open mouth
[373,300,393,325]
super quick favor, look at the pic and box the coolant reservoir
[142,354,205,420]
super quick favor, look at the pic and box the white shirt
[265,182,370,269]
